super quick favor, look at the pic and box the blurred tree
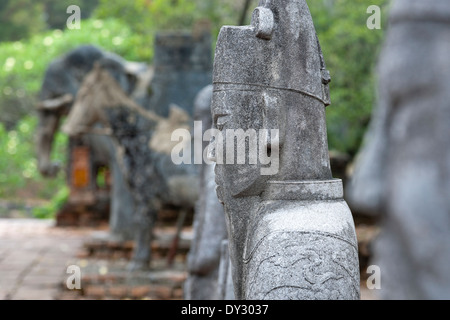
[0,19,150,129]
[0,0,46,42]
[93,0,255,39]
[0,0,99,42]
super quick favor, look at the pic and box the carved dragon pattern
[244,232,359,300]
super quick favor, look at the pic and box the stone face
[184,85,229,300]
[211,0,359,300]
[347,0,450,299]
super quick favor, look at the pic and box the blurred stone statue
[184,85,229,300]
[347,0,450,299]
[210,0,360,300]
[63,29,212,271]
[35,45,142,234]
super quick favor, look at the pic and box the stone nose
[207,136,217,163]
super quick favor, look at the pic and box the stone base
[56,191,110,227]
[243,180,360,300]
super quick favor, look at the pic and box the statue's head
[210,0,331,202]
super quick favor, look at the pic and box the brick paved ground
[0,217,192,300]
[0,218,378,300]
[0,218,93,300]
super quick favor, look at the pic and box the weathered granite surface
[210,0,359,300]
[347,0,450,299]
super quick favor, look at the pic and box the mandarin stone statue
[347,0,450,299]
[210,0,360,300]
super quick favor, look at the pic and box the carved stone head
[210,0,333,202]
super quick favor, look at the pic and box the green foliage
[94,0,246,41]
[0,0,100,42]
[309,0,391,155]
[32,185,69,219]
[96,166,107,189]
[94,0,152,34]
[0,0,46,42]
[146,0,239,34]
[0,18,152,129]
[94,0,389,156]
[0,115,67,200]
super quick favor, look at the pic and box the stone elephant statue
[35,45,150,240]
[62,62,200,270]
[62,31,212,270]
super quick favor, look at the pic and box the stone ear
[252,7,274,40]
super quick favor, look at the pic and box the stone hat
[213,0,331,106]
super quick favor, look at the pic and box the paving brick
[130,285,151,298]
[21,275,62,288]
[172,288,184,299]
[84,285,106,298]
[76,249,91,259]
[3,218,375,301]
[149,285,173,300]
[57,290,83,300]
[98,274,118,283]
[81,274,97,284]
[13,287,59,300]
[108,285,129,298]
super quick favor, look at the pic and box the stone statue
[36,45,143,236]
[347,0,450,299]
[184,85,229,300]
[63,61,199,271]
[63,29,212,270]
[209,0,360,300]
